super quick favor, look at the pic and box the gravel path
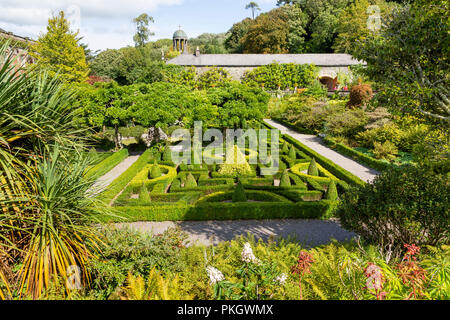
[91,153,141,195]
[113,219,356,247]
[264,119,379,182]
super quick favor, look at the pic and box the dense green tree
[276,0,353,52]
[333,0,396,54]
[31,11,89,82]
[353,0,450,125]
[224,18,254,53]
[241,8,290,53]
[189,33,228,54]
[133,13,155,48]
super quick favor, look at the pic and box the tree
[276,0,353,53]
[333,0,396,54]
[189,33,228,54]
[245,2,261,19]
[30,11,89,82]
[224,18,254,53]
[353,0,449,124]
[232,180,247,202]
[241,8,290,53]
[133,13,155,48]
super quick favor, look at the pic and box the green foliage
[324,109,368,138]
[281,142,289,154]
[325,180,338,200]
[353,0,450,125]
[278,132,365,186]
[241,8,290,53]
[242,63,319,90]
[133,13,154,48]
[30,11,89,83]
[218,145,252,177]
[139,184,151,203]
[185,173,198,188]
[288,145,297,159]
[372,141,398,161]
[189,33,228,54]
[333,0,397,54]
[280,170,291,187]
[224,18,254,53]
[149,161,162,179]
[337,165,449,255]
[307,158,319,176]
[88,228,187,299]
[324,136,392,171]
[232,181,248,202]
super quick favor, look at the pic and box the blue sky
[0,0,278,51]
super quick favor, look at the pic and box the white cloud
[0,0,184,50]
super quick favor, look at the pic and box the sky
[0,0,278,51]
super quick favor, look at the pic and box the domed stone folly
[173,27,188,54]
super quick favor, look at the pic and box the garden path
[264,119,379,182]
[91,153,141,195]
[114,219,356,248]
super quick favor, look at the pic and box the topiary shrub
[171,179,181,189]
[185,173,197,188]
[279,169,291,187]
[325,180,338,200]
[336,165,449,257]
[288,145,297,159]
[282,142,289,154]
[218,145,252,177]
[232,180,247,202]
[307,158,319,176]
[139,184,151,203]
[149,160,162,179]
[347,83,373,108]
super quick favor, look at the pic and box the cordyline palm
[0,41,107,298]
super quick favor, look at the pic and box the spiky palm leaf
[0,40,108,298]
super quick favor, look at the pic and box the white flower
[206,266,224,285]
[274,273,288,286]
[241,242,261,265]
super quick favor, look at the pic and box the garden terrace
[97,127,362,222]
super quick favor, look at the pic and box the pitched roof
[0,28,35,44]
[167,53,363,67]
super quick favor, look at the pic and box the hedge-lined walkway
[264,119,379,183]
[91,153,141,195]
[114,219,356,247]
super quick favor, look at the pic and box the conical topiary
[232,180,247,202]
[171,179,181,189]
[279,169,291,187]
[307,158,319,176]
[218,145,252,176]
[185,173,197,188]
[150,160,162,179]
[139,184,151,203]
[288,146,297,159]
[282,142,289,154]
[325,180,338,200]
